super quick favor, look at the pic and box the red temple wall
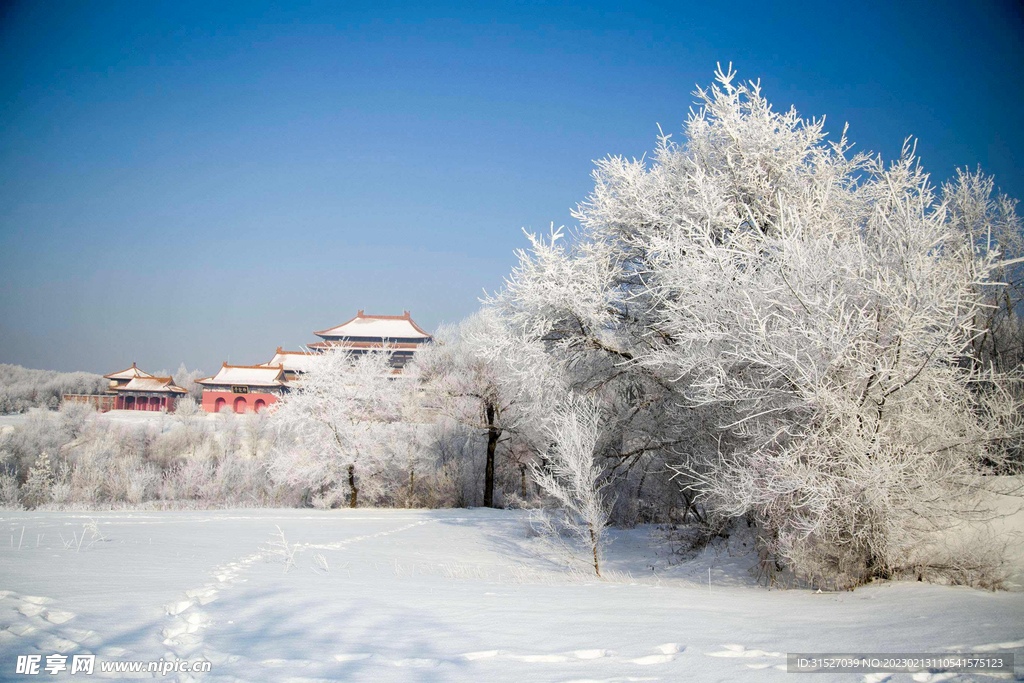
[113,395,180,412]
[201,391,279,414]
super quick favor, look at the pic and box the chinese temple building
[260,347,318,380]
[114,377,187,412]
[103,362,154,393]
[309,310,432,369]
[195,363,288,413]
[65,363,181,412]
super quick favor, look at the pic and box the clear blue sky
[2,0,1022,375]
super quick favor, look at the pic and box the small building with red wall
[195,364,288,413]
[114,377,188,412]
[65,363,181,413]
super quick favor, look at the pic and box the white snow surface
[0,509,1021,682]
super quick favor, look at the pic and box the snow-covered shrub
[104,455,161,504]
[531,397,612,577]
[22,451,54,509]
[56,401,93,439]
[0,467,21,509]
[49,457,73,505]
[160,455,215,501]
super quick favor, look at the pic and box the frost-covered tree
[272,346,408,508]
[173,363,206,401]
[412,310,555,507]
[0,364,106,413]
[489,65,1024,587]
[531,396,612,576]
[22,451,54,509]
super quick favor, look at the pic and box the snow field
[0,509,1021,682]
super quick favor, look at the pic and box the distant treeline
[0,364,107,414]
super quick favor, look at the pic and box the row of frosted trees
[272,67,1024,588]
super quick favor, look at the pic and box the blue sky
[2,0,1022,375]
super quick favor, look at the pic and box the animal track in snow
[627,643,683,666]
[558,678,660,683]
[35,634,81,653]
[185,587,218,605]
[156,519,434,674]
[706,643,782,658]
[64,628,101,647]
[861,674,891,683]
[8,623,37,637]
[972,638,1024,651]
[911,673,958,683]
[260,658,311,667]
[21,595,54,605]
[1,593,97,662]
[333,653,373,662]
[630,654,674,665]
[165,599,194,616]
[512,653,571,663]
[44,609,76,624]
[392,657,440,668]
[17,603,46,617]
[461,650,499,660]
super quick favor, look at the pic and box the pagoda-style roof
[261,347,319,374]
[307,340,421,351]
[196,364,288,387]
[103,362,155,381]
[314,310,432,341]
[115,377,187,394]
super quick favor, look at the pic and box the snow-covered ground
[0,414,30,430]
[0,509,1021,682]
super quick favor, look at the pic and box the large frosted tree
[488,65,1023,586]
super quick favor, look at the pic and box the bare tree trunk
[520,464,527,499]
[348,464,358,508]
[484,400,499,508]
[589,524,601,577]
[408,467,414,508]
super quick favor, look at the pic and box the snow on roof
[104,363,155,380]
[116,377,187,393]
[262,348,320,373]
[196,364,288,387]
[314,310,432,340]
[307,341,421,351]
